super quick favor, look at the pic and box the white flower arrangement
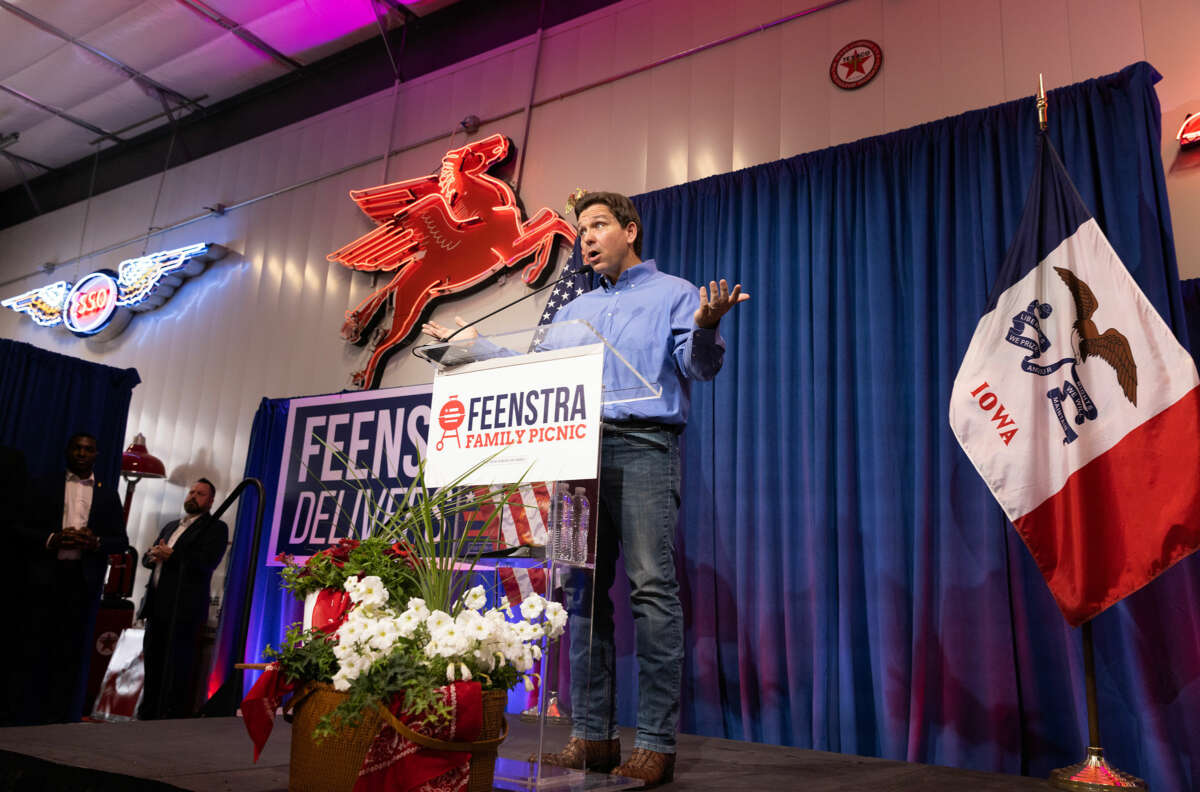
[331,578,567,694]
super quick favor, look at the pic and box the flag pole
[1037,73,1048,131]
[1048,620,1147,789]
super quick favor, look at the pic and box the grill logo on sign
[328,133,576,390]
[2,243,227,338]
[437,397,466,450]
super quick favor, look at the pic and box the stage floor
[0,716,1053,791]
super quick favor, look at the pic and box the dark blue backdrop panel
[1182,277,1200,364]
[210,396,300,698]
[627,61,1196,791]
[0,339,140,488]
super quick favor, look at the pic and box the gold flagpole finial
[564,187,589,216]
[1037,73,1048,132]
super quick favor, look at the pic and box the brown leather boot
[536,736,621,772]
[612,747,676,788]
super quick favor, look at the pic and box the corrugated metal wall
[0,0,1184,597]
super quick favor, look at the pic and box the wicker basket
[285,682,384,792]
[375,688,508,792]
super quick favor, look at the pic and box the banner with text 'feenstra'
[268,385,431,565]
[425,345,603,487]
[949,135,1200,626]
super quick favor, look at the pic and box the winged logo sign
[2,243,227,338]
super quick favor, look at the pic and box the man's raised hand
[695,279,749,329]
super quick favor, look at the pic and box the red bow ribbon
[312,588,353,633]
[240,664,296,761]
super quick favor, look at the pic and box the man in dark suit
[20,432,127,723]
[138,478,228,719]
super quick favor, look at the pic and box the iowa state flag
[950,135,1200,626]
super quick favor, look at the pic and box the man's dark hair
[66,432,97,448]
[196,478,216,499]
[574,191,643,257]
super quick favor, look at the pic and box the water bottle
[572,486,590,564]
[547,482,562,559]
[552,483,572,562]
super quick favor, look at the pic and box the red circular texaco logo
[96,630,119,656]
[830,39,882,90]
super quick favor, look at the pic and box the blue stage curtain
[209,396,301,698]
[0,339,140,487]
[629,61,1197,791]
[1182,277,1200,367]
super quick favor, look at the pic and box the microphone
[439,262,593,343]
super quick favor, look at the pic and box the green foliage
[311,639,451,739]
[264,624,337,684]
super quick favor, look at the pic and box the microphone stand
[412,263,593,353]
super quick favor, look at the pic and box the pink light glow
[240,1,379,60]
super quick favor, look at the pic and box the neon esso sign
[2,243,227,339]
[64,271,120,336]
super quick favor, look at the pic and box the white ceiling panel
[3,114,105,168]
[6,0,143,39]
[201,0,301,24]
[5,44,129,113]
[69,79,166,137]
[81,0,224,75]
[0,21,61,78]
[0,90,55,133]
[242,0,379,63]
[144,31,292,105]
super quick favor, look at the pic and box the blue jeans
[568,427,683,753]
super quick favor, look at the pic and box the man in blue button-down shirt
[548,192,747,787]
[425,191,747,786]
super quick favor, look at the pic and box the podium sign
[426,344,603,487]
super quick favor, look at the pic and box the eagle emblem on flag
[1053,266,1137,406]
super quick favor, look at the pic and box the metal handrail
[198,477,265,717]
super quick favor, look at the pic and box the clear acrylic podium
[415,320,659,791]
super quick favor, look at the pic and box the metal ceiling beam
[0,1,204,115]
[89,94,210,143]
[175,0,305,71]
[1,148,55,174]
[0,83,122,143]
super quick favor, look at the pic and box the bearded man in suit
[21,432,127,723]
[138,478,228,719]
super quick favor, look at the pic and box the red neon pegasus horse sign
[328,133,576,389]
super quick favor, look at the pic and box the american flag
[467,484,553,547]
[498,565,548,605]
[539,237,593,325]
[462,483,554,607]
